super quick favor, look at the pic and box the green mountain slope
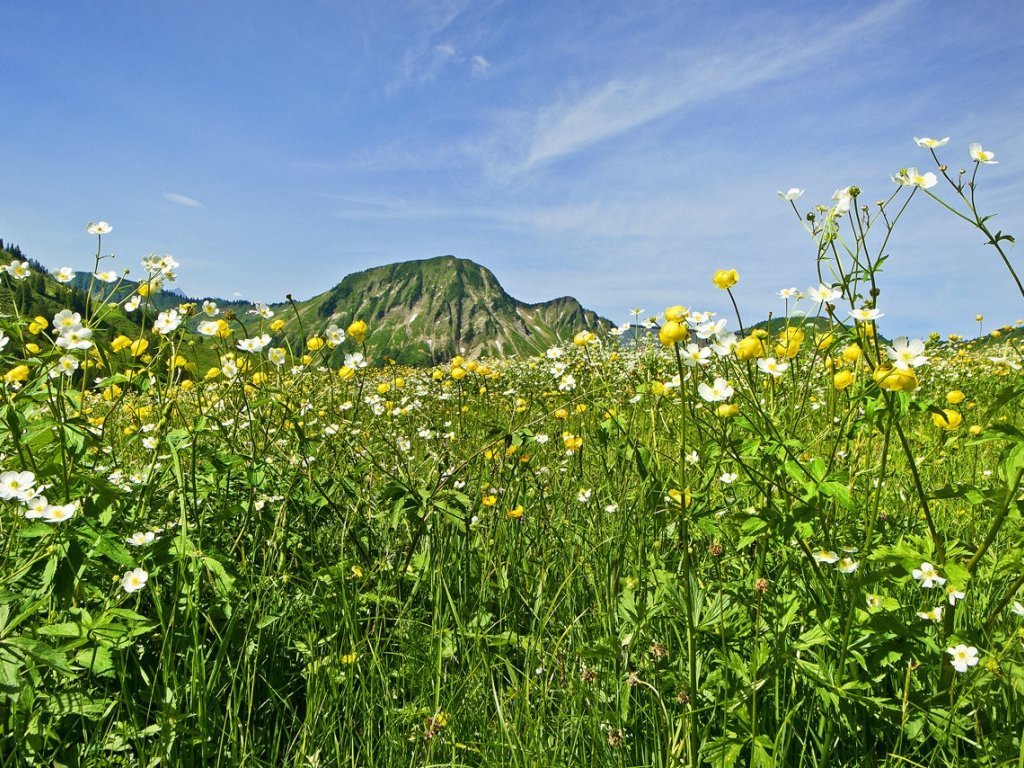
[284,255,611,365]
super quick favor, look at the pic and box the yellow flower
[376,382,390,395]
[872,365,918,392]
[507,505,525,519]
[102,385,122,401]
[658,320,689,346]
[562,433,583,451]
[664,305,688,322]
[667,488,692,508]
[270,318,285,332]
[775,327,804,358]
[451,366,467,380]
[816,332,836,351]
[735,336,766,360]
[341,653,357,665]
[833,370,855,390]
[179,379,194,391]
[338,365,355,380]
[465,360,479,372]
[968,425,982,436]
[347,320,367,343]
[482,494,498,507]
[130,338,149,357]
[251,372,268,386]
[111,335,133,352]
[306,337,325,351]
[932,409,963,431]
[841,344,862,363]
[554,408,569,419]
[712,269,739,289]
[450,355,465,369]
[24,343,41,355]
[4,365,30,383]
[716,403,739,418]
[573,330,596,346]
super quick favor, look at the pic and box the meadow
[1,139,1024,767]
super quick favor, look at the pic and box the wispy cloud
[164,192,204,208]
[471,54,491,78]
[504,1,911,175]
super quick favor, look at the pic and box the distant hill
[282,255,611,365]
[60,252,611,366]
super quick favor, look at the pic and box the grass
[1,143,1024,767]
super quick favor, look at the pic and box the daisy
[121,568,149,594]
[947,644,979,673]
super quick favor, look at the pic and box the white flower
[838,557,859,574]
[50,356,80,378]
[94,270,119,283]
[893,167,937,189]
[53,267,75,283]
[968,143,997,164]
[698,377,734,402]
[0,471,37,501]
[545,346,564,360]
[917,606,943,622]
[1012,601,1024,617]
[777,188,804,201]
[121,568,149,593]
[558,374,577,392]
[153,309,182,335]
[695,318,727,340]
[202,300,220,316]
[42,501,78,523]
[56,326,94,350]
[577,488,591,504]
[86,221,113,235]
[710,332,737,357]
[914,136,949,149]
[832,187,855,215]
[23,495,49,519]
[0,331,8,351]
[813,550,839,564]
[343,352,367,369]
[236,334,271,353]
[3,260,29,279]
[267,348,287,366]
[534,434,549,444]
[850,307,883,322]
[945,585,966,606]
[719,472,738,484]
[53,310,82,331]
[886,337,928,370]
[252,303,274,319]
[778,287,800,299]
[757,357,788,378]
[325,324,346,347]
[126,531,157,546]
[124,296,141,312]
[197,320,222,336]
[912,562,946,589]
[807,284,842,303]
[681,343,711,367]
[946,644,979,673]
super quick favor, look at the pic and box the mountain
[61,253,610,366]
[284,256,610,365]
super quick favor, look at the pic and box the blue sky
[2,0,1022,338]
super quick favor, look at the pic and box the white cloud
[505,1,911,174]
[471,54,491,78]
[164,193,204,208]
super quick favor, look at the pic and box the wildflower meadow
[2,139,1023,767]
